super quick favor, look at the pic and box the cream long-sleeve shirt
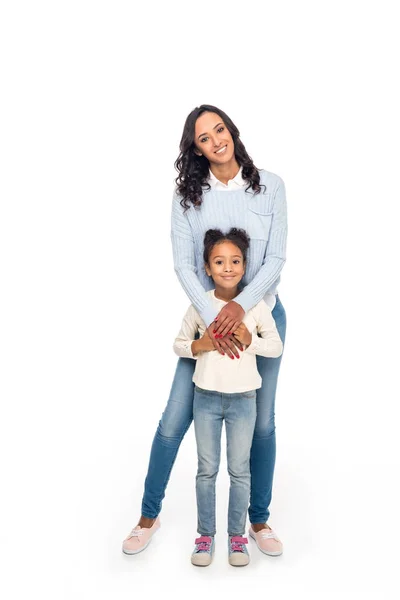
[173,290,283,393]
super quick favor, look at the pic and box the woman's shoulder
[258,168,285,192]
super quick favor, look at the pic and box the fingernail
[213,330,216,334]
[236,354,239,358]
[214,317,218,321]
[228,332,232,335]
[230,356,234,360]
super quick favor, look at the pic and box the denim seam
[155,418,192,514]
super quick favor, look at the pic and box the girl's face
[193,112,235,166]
[205,241,245,291]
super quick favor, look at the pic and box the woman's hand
[206,324,243,359]
[232,323,252,346]
[213,301,245,338]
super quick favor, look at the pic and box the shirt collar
[208,166,246,190]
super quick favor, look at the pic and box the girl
[123,105,287,559]
[173,228,283,567]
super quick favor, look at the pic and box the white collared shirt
[207,167,277,310]
[208,166,246,191]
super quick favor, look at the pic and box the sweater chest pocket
[247,208,273,241]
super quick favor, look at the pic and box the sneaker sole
[228,555,250,567]
[191,543,215,567]
[248,529,283,556]
[191,555,213,567]
[122,529,159,555]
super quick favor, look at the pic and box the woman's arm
[245,301,283,358]
[235,177,287,313]
[171,193,242,359]
[171,193,218,327]
[214,177,287,337]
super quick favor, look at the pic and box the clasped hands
[193,301,251,360]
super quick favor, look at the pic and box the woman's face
[193,112,235,165]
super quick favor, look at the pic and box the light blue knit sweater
[171,169,287,326]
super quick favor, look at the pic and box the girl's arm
[173,305,214,358]
[245,301,283,358]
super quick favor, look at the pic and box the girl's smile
[205,240,245,301]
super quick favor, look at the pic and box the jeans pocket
[240,390,257,399]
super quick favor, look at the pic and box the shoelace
[230,536,248,552]
[260,531,278,540]
[195,536,212,553]
[128,528,144,539]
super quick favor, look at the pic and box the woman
[122,105,287,557]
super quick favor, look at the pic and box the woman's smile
[215,144,227,154]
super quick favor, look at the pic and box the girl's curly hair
[174,104,264,210]
[203,228,250,265]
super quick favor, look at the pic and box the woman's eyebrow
[197,122,224,140]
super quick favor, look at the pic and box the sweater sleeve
[173,304,201,359]
[235,177,287,313]
[246,301,283,358]
[171,193,218,326]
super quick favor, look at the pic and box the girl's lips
[215,145,227,154]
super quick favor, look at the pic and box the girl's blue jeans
[194,385,257,537]
[141,296,286,524]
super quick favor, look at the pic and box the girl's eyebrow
[213,254,242,259]
[197,122,224,140]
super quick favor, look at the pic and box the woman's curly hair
[174,104,264,210]
[203,228,250,265]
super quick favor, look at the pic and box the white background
[1,1,399,599]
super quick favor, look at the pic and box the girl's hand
[213,301,245,338]
[232,323,252,346]
[207,324,243,359]
[199,330,215,352]
[191,330,215,355]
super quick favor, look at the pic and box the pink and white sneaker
[249,526,283,556]
[191,536,215,566]
[122,518,160,555]
[228,536,250,566]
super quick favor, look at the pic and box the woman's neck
[209,159,240,185]
[214,285,239,302]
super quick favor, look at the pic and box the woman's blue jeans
[141,296,286,524]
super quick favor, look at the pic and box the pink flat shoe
[249,526,283,556]
[122,518,160,555]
